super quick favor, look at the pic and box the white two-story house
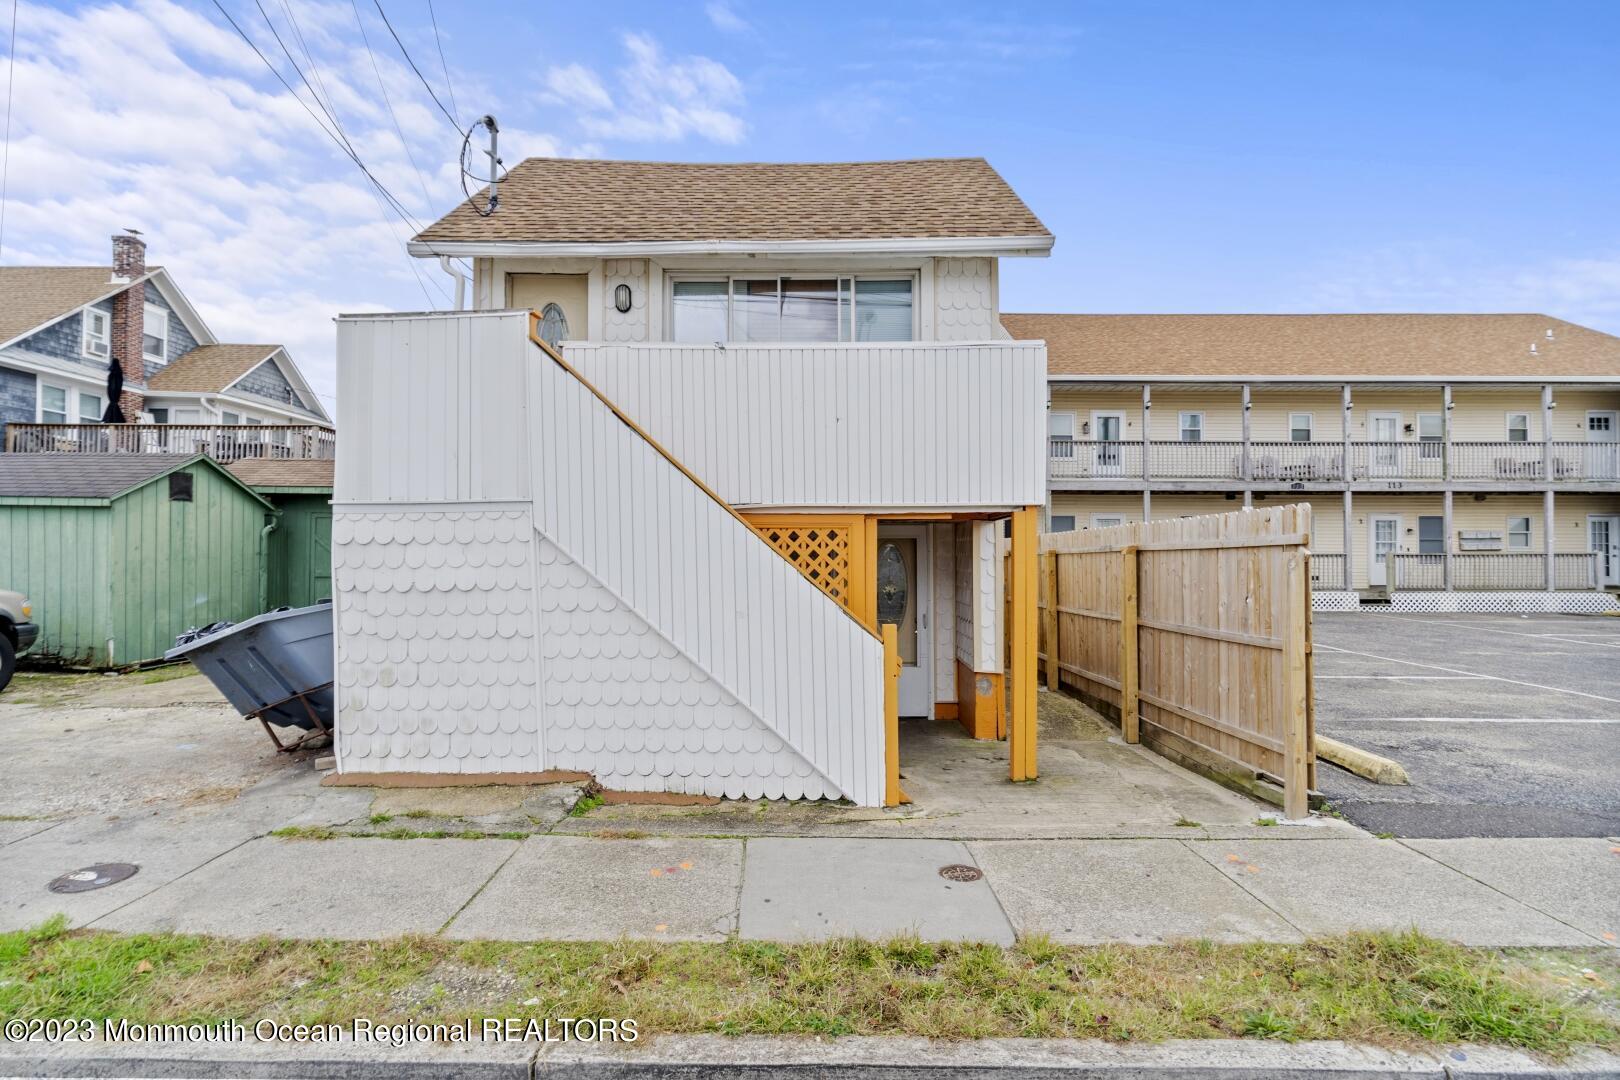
[329,158,1053,806]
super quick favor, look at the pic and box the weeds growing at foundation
[1,920,1613,1055]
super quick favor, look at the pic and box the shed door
[313,512,332,602]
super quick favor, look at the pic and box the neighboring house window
[1179,412,1203,442]
[39,384,68,424]
[221,411,240,424]
[81,308,110,359]
[1417,515,1445,555]
[149,408,169,423]
[79,393,102,423]
[668,275,914,343]
[143,303,169,363]
[1507,516,1532,549]
[1289,413,1313,442]
[537,303,567,346]
[1049,515,1077,532]
[1417,413,1443,459]
[1507,412,1530,443]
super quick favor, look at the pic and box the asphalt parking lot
[1312,612,1620,838]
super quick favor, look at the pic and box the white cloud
[540,33,746,145]
[705,1,749,34]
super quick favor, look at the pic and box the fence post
[1282,550,1311,819]
[1042,551,1059,691]
[1120,544,1140,744]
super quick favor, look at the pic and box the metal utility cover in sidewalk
[738,838,1014,944]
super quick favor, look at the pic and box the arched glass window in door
[538,303,568,346]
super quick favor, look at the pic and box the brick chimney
[109,233,146,421]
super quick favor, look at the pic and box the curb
[5,1036,1619,1079]
[1316,735,1411,786]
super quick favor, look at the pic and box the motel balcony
[1048,437,1620,490]
[1307,551,1601,592]
[5,423,336,462]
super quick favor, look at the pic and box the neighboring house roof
[0,453,264,501]
[411,157,1052,253]
[0,266,148,346]
[1002,313,1620,380]
[227,458,334,490]
[147,344,281,392]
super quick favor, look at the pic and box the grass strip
[0,919,1613,1054]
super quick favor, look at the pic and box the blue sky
[2,1,1616,405]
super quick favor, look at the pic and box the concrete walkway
[3,775,1616,946]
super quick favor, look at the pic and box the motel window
[39,384,68,424]
[1289,413,1313,442]
[81,308,110,359]
[143,303,169,363]
[1417,516,1445,555]
[1049,411,1076,457]
[1507,413,1530,443]
[1417,413,1443,459]
[1178,412,1203,442]
[1049,515,1077,533]
[1090,515,1125,529]
[79,393,102,423]
[669,275,914,344]
[1507,517,1532,549]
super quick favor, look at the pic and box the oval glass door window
[876,539,918,664]
[538,303,569,346]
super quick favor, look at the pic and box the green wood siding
[107,464,271,667]
[265,493,332,608]
[0,503,111,665]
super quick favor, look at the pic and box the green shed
[0,454,276,668]
[226,459,333,609]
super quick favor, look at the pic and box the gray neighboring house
[0,234,330,440]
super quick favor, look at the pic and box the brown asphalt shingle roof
[0,266,133,346]
[227,459,333,489]
[147,344,280,393]
[415,158,1051,245]
[1002,313,1620,379]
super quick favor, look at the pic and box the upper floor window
[39,384,68,424]
[669,275,914,344]
[1417,413,1443,459]
[1048,411,1076,457]
[1178,412,1203,442]
[79,393,102,423]
[1289,413,1313,442]
[1506,412,1530,443]
[143,303,169,363]
[82,308,110,359]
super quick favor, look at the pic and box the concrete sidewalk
[2,779,1615,946]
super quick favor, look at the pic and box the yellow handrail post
[1009,506,1039,782]
[883,623,903,807]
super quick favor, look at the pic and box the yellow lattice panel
[745,514,875,630]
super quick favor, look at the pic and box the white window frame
[1090,514,1126,529]
[1506,516,1532,550]
[78,392,102,423]
[1178,411,1204,443]
[1289,412,1313,442]
[81,308,110,359]
[1506,411,1531,443]
[665,271,920,343]
[142,303,169,364]
[1417,412,1443,459]
[38,383,69,424]
[1049,514,1077,533]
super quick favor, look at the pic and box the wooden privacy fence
[1032,505,1316,818]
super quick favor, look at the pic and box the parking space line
[1363,613,1620,650]
[1312,643,1620,704]
[1332,717,1620,724]
[1315,675,1482,680]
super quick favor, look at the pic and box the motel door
[1588,412,1618,481]
[1092,412,1124,476]
[1369,413,1401,477]
[1592,516,1620,588]
[1368,515,1400,587]
[876,525,932,718]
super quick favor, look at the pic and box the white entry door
[1587,412,1618,481]
[1368,515,1400,587]
[1092,412,1125,476]
[1369,413,1401,477]
[1591,515,1620,588]
[876,525,932,717]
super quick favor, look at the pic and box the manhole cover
[938,864,983,883]
[48,863,140,894]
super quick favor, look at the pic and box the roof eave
[407,235,1054,259]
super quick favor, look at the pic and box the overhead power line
[372,0,459,134]
[426,0,459,121]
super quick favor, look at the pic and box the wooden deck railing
[5,423,335,461]
[1392,552,1599,591]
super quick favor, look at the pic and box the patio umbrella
[101,362,125,423]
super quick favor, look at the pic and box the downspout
[438,256,468,310]
[260,511,279,611]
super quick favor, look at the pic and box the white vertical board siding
[563,340,1047,509]
[972,521,1002,673]
[332,506,540,774]
[335,312,531,505]
[530,336,885,805]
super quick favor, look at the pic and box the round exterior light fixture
[614,284,632,313]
